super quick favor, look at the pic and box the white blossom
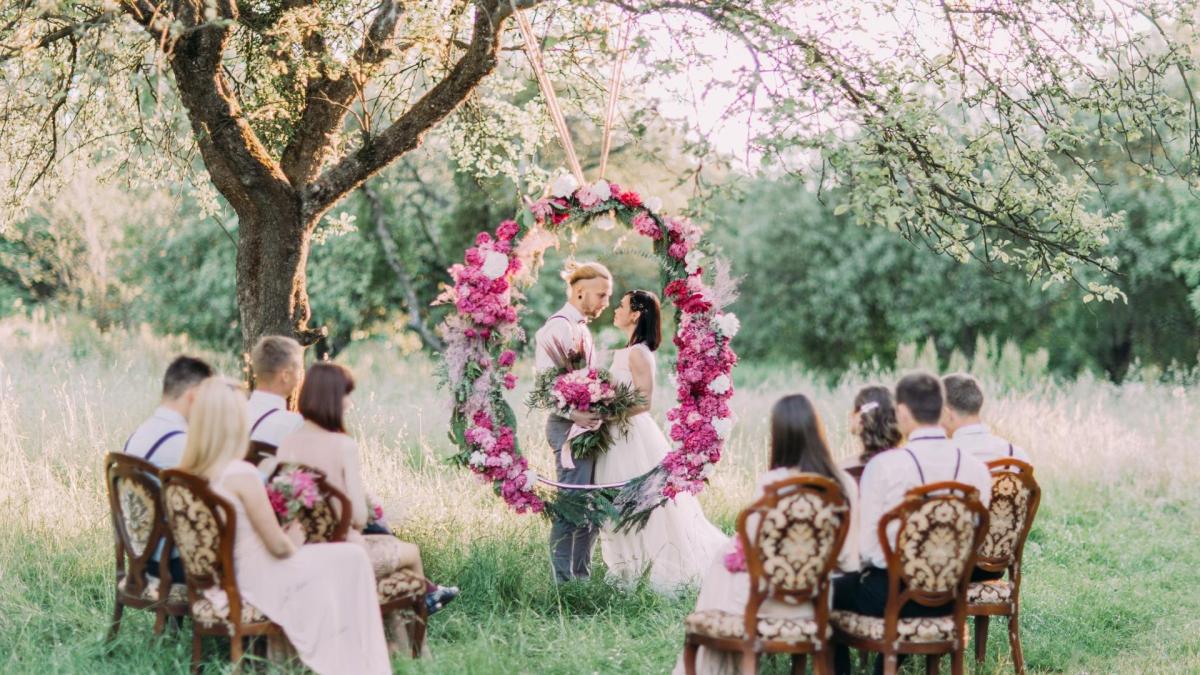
[591,179,612,201]
[714,313,741,338]
[469,451,486,467]
[685,248,705,273]
[712,416,734,440]
[593,214,616,231]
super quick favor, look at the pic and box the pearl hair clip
[857,401,880,415]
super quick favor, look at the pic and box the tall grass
[1,312,1197,673]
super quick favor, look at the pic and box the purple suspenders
[142,430,184,462]
[903,445,962,483]
[250,409,280,437]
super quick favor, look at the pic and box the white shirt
[951,423,1031,465]
[533,302,594,371]
[246,391,304,448]
[857,426,993,570]
[123,406,188,471]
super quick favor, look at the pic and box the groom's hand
[569,409,602,430]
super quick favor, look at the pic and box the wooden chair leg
[951,644,965,675]
[883,653,899,675]
[1008,609,1025,675]
[153,609,167,635]
[974,616,989,665]
[230,634,244,673]
[683,636,699,675]
[791,652,807,675]
[814,647,832,675]
[108,598,124,641]
[191,630,203,675]
[740,649,758,675]
[925,654,940,675]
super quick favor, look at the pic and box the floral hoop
[435,175,739,528]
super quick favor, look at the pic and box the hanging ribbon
[513,5,586,186]
[598,14,634,180]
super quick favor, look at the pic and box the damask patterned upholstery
[117,576,188,605]
[685,609,826,643]
[967,580,1013,604]
[116,480,156,557]
[298,496,340,543]
[192,592,268,630]
[163,484,222,579]
[756,491,843,594]
[978,472,1031,563]
[378,569,426,603]
[830,610,956,643]
[897,499,977,594]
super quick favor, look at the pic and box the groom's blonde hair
[561,261,612,289]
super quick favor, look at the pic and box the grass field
[1,313,1198,674]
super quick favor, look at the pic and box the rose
[714,313,740,338]
[498,350,517,367]
[617,189,642,208]
[632,212,661,240]
[550,173,579,198]
[496,219,520,241]
[482,251,509,280]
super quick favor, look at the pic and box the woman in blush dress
[180,378,389,675]
[594,290,728,592]
[274,362,457,654]
[673,394,860,675]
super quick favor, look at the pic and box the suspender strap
[122,435,132,454]
[144,430,184,462]
[903,448,926,483]
[1007,443,1014,457]
[953,448,962,480]
[250,409,280,436]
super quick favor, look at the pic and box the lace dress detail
[595,344,727,593]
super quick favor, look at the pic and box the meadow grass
[1,313,1197,674]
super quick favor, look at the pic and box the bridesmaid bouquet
[364,493,390,534]
[527,340,645,460]
[266,466,321,524]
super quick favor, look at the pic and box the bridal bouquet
[526,340,645,460]
[266,465,321,525]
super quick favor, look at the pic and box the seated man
[122,354,213,582]
[246,335,305,462]
[941,372,1032,464]
[832,372,992,675]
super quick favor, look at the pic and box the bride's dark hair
[853,385,902,464]
[625,290,662,351]
[769,394,842,487]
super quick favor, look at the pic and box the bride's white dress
[595,344,727,592]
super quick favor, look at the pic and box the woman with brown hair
[275,363,458,654]
[842,385,903,481]
[672,394,860,675]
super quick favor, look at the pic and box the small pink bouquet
[365,492,389,532]
[723,537,748,573]
[266,466,320,525]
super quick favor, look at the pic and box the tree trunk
[233,204,325,355]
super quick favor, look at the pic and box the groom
[535,261,613,583]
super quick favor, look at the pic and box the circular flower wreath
[436,175,739,528]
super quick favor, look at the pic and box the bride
[595,289,727,592]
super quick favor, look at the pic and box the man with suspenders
[832,372,992,675]
[246,335,305,462]
[941,372,1032,465]
[122,355,214,581]
[535,262,613,583]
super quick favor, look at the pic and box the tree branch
[302,0,543,221]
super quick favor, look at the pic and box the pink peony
[498,350,517,367]
[632,212,661,240]
[496,219,520,241]
[503,373,518,390]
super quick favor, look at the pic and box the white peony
[700,463,716,479]
[469,451,486,467]
[645,195,664,213]
[714,313,741,338]
[712,416,734,440]
[708,374,732,395]
[685,249,705,273]
[523,469,539,490]
[591,179,612,201]
[550,173,579,198]
[499,453,513,467]
[482,250,509,280]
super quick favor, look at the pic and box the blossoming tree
[1,1,1196,352]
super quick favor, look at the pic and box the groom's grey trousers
[547,414,599,582]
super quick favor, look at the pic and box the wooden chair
[683,474,851,675]
[831,482,989,675]
[245,440,278,466]
[161,469,284,673]
[968,459,1041,674]
[271,462,429,658]
[104,453,189,639]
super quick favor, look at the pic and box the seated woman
[180,378,389,675]
[274,363,458,650]
[841,385,903,482]
[674,394,859,675]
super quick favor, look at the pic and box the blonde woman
[179,378,389,675]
